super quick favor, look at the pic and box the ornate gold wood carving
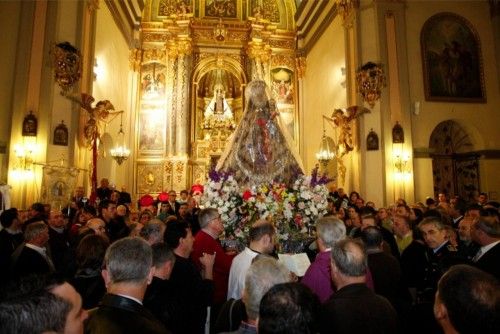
[137,162,164,193]
[295,56,306,78]
[271,54,295,69]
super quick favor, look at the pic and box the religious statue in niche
[53,121,69,146]
[203,84,235,131]
[205,0,237,18]
[271,68,294,105]
[366,129,379,151]
[216,80,303,187]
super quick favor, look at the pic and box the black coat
[143,277,179,332]
[10,244,54,278]
[84,294,169,334]
[474,242,500,281]
[48,227,70,273]
[319,283,398,334]
[168,255,214,334]
[0,230,23,278]
[71,268,106,309]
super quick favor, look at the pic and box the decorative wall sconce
[356,62,386,108]
[11,141,38,180]
[93,58,98,81]
[110,115,130,165]
[340,67,346,88]
[393,148,410,174]
[51,42,82,95]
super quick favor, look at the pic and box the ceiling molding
[295,0,337,55]
[104,0,145,48]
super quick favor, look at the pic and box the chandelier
[316,119,336,167]
[110,115,130,165]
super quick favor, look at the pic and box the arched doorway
[429,120,480,202]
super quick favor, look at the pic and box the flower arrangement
[201,166,331,243]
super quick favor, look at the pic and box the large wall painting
[421,12,485,102]
[139,62,167,155]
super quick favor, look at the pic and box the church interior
[1,0,499,210]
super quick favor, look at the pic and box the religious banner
[40,165,80,211]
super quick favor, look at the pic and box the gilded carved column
[175,38,192,156]
[295,55,306,156]
[166,40,178,157]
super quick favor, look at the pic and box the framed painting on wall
[420,12,485,102]
[201,0,240,19]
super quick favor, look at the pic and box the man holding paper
[301,217,346,303]
[227,221,276,300]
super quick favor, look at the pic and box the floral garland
[201,166,331,243]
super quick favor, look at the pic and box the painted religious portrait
[204,0,237,18]
[53,121,69,146]
[271,67,294,105]
[139,110,165,152]
[421,12,485,102]
[141,62,166,100]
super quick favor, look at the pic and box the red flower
[243,190,253,201]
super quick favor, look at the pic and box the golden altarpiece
[131,0,302,194]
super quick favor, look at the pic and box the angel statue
[216,80,304,187]
[324,105,370,185]
[330,105,370,154]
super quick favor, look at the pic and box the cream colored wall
[94,4,133,191]
[413,157,434,203]
[301,17,346,178]
[357,3,388,207]
[0,1,22,182]
[480,159,500,201]
[406,1,500,200]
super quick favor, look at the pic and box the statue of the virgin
[216,80,304,186]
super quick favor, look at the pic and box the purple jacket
[301,251,333,303]
[301,250,375,303]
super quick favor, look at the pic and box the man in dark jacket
[84,237,169,334]
[319,239,398,334]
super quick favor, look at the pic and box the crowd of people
[0,179,499,334]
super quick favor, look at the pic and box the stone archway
[429,120,480,201]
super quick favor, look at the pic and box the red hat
[191,184,204,194]
[139,194,155,207]
[157,192,169,203]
